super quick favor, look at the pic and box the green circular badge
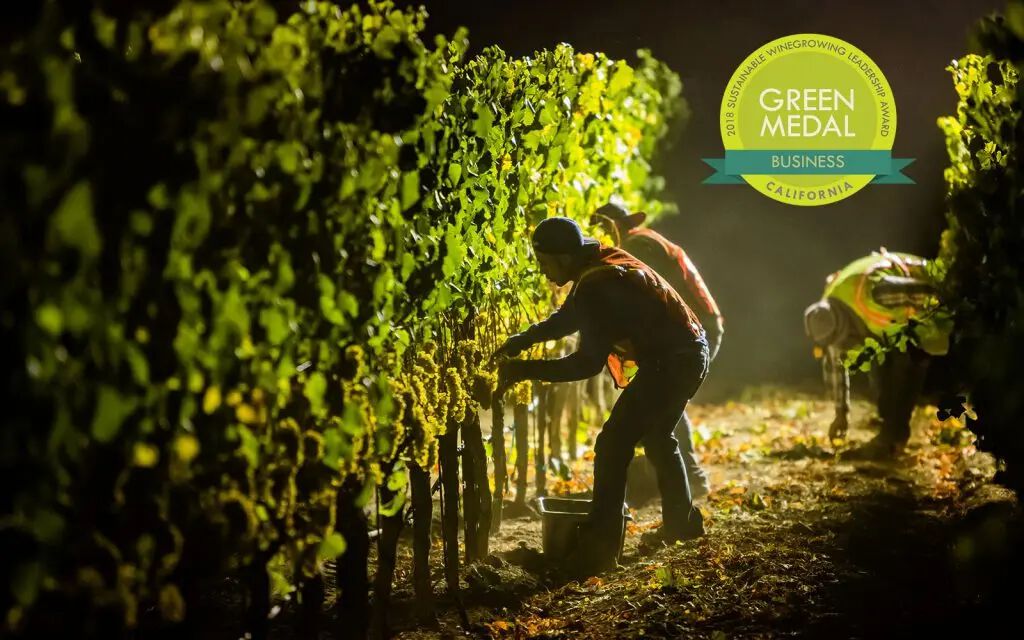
[717,34,899,206]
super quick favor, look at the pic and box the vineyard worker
[592,202,721,500]
[804,249,951,458]
[494,217,709,575]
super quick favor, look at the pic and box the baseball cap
[531,217,600,256]
[593,202,647,230]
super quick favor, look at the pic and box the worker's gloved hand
[495,360,527,399]
[828,413,849,441]
[492,332,532,361]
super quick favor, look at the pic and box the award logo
[704,34,914,206]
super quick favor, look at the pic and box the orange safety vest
[626,227,721,318]
[570,246,702,388]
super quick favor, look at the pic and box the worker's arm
[872,275,937,307]
[500,328,609,384]
[493,296,580,359]
[823,345,850,439]
[496,282,613,388]
[677,251,722,320]
[705,314,725,361]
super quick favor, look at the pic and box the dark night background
[402,0,1004,398]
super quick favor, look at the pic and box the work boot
[841,434,907,461]
[639,509,704,552]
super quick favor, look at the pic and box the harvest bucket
[536,497,632,562]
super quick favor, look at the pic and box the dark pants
[869,347,930,444]
[673,409,710,495]
[588,341,710,543]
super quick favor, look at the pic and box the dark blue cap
[531,217,599,256]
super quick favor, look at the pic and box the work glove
[491,332,533,361]
[494,360,527,399]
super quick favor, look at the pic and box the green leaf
[379,488,406,516]
[338,290,359,318]
[260,307,290,345]
[387,462,408,491]
[35,304,63,336]
[124,342,150,384]
[608,61,635,94]
[91,386,138,443]
[276,141,303,174]
[11,562,43,607]
[400,252,416,281]
[447,162,462,186]
[50,181,101,258]
[473,103,494,139]
[304,372,327,414]
[401,171,420,210]
[318,532,347,559]
[372,25,401,59]
[32,509,65,544]
[237,425,260,467]
[442,226,467,278]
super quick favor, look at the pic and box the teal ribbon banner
[702,150,915,184]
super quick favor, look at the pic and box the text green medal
[705,34,913,206]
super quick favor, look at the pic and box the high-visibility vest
[823,250,950,355]
[568,246,701,388]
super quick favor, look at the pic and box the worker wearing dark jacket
[495,217,709,574]
[592,202,720,500]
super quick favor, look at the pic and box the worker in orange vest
[494,217,709,574]
[592,202,721,500]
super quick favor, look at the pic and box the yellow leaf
[132,443,159,468]
[203,386,222,414]
[236,404,258,424]
[173,434,200,463]
[159,584,186,622]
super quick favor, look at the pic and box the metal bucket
[536,497,632,562]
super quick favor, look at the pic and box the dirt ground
[382,387,1023,639]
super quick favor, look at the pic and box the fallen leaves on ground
[392,386,1006,640]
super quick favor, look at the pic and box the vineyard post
[369,481,405,640]
[461,418,480,562]
[461,411,492,559]
[549,383,569,463]
[490,395,506,530]
[513,403,530,505]
[588,374,607,421]
[409,464,437,627]
[334,482,370,640]
[437,422,463,610]
[243,553,272,640]
[567,381,581,460]
[297,569,326,639]
[535,385,548,497]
